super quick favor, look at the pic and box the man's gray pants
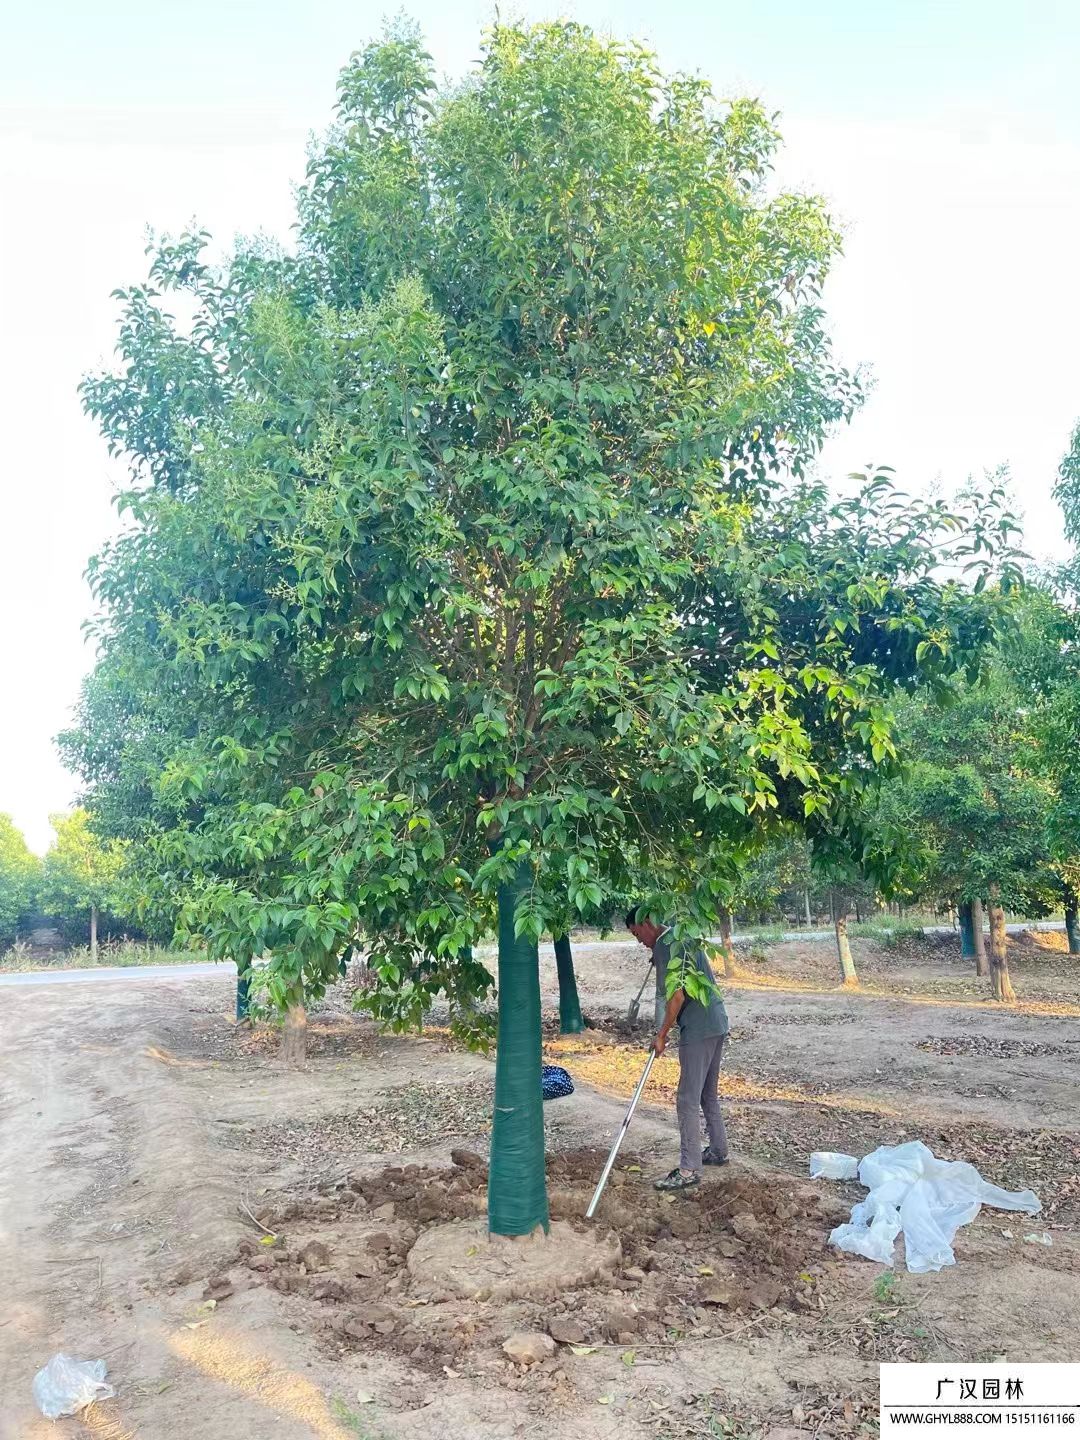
[677,1034,728,1172]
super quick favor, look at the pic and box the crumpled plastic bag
[814,1140,1040,1273]
[809,1151,860,1180]
[32,1354,115,1419]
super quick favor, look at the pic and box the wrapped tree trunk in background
[554,934,584,1034]
[833,893,858,985]
[987,889,1016,1001]
[972,898,989,976]
[89,904,98,964]
[959,900,976,961]
[236,966,251,1022]
[488,862,548,1237]
[1065,888,1080,957]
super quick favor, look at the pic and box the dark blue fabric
[541,1064,574,1100]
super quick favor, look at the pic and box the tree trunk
[89,904,98,964]
[236,966,251,1022]
[282,1001,307,1065]
[488,862,548,1237]
[972,898,989,976]
[987,890,1016,1001]
[835,904,858,986]
[1065,888,1080,957]
[717,907,736,978]
[958,900,976,961]
[804,890,812,928]
[553,934,584,1034]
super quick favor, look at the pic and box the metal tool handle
[585,1050,656,1219]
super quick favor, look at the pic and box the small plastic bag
[809,1151,859,1181]
[32,1354,115,1419]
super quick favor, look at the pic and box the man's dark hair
[624,906,640,927]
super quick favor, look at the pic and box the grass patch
[0,939,200,972]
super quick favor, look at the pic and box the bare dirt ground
[3,930,1080,1439]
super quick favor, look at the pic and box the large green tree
[0,814,40,949]
[70,22,1017,1236]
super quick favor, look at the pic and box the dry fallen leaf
[697,1266,714,1276]
[197,1299,217,1314]
[570,1345,597,1356]
[621,1350,636,1367]
[597,1395,613,1405]
[442,1366,460,1380]
[356,1390,375,1405]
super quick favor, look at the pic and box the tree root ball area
[407,1217,622,1302]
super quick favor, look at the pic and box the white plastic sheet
[814,1140,1040,1273]
[809,1151,860,1181]
[32,1355,115,1419]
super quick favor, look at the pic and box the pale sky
[2,1,1078,852]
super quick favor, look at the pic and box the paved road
[0,960,236,987]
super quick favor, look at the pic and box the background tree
[39,810,126,960]
[69,21,1018,1237]
[871,664,1059,998]
[0,815,40,949]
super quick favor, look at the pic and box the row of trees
[729,564,1080,1001]
[61,22,1038,1236]
[0,810,127,955]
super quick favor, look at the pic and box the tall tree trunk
[553,934,584,1034]
[835,901,858,986]
[488,862,548,1237]
[236,965,251,1022]
[959,900,976,961]
[717,907,736,978]
[282,999,307,1065]
[804,890,812,928]
[89,904,98,964]
[1065,888,1080,957]
[988,890,1016,1001]
[972,898,989,976]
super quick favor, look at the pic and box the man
[626,911,730,1191]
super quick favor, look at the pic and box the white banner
[881,1365,1080,1439]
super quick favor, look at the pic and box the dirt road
[3,936,1079,1438]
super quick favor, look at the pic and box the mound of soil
[212,1147,842,1392]
[407,1217,622,1301]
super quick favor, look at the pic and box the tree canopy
[38,809,127,944]
[0,814,40,949]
